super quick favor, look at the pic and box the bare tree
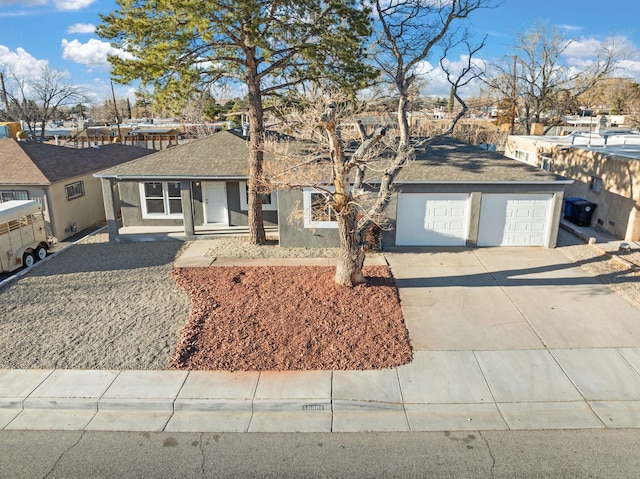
[580,77,640,116]
[0,65,89,141]
[269,0,494,286]
[483,21,620,135]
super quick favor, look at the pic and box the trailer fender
[15,245,35,266]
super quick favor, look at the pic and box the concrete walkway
[3,237,640,433]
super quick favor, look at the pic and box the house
[0,138,153,242]
[505,131,640,241]
[279,137,571,248]
[94,130,278,241]
[96,131,570,248]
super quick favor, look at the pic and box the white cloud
[0,45,48,78]
[0,0,95,9]
[67,23,95,34]
[563,37,603,59]
[61,38,133,70]
[556,24,583,33]
[561,35,640,80]
[416,55,486,97]
[616,59,640,80]
[53,0,95,11]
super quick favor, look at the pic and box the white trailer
[0,200,50,273]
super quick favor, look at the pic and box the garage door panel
[397,194,469,246]
[478,194,551,247]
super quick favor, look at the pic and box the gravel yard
[0,228,639,370]
[0,236,191,369]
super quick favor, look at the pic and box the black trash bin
[571,200,597,226]
[563,197,583,220]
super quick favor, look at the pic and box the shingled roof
[0,138,154,185]
[95,130,258,179]
[93,132,569,185]
[395,137,569,183]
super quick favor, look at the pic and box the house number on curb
[302,404,325,411]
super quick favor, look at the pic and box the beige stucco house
[505,132,640,241]
[0,138,153,242]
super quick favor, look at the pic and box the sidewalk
[2,348,640,433]
[2,232,640,433]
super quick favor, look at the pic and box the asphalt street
[1,429,639,478]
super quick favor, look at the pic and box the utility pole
[510,55,517,135]
[0,72,11,120]
[110,80,122,142]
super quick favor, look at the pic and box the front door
[203,182,228,225]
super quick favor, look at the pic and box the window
[64,181,85,200]
[514,149,530,163]
[540,156,552,171]
[589,176,603,193]
[239,181,277,211]
[303,188,338,228]
[0,190,29,202]
[140,182,183,218]
[310,193,337,221]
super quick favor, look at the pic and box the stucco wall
[117,180,278,229]
[279,183,566,249]
[550,146,640,240]
[49,175,109,240]
[277,189,340,248]
[228,181,278,227]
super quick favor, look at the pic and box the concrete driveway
[384,247,640,430]
[386,247,640,351]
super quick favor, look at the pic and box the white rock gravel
[0,229,638,370]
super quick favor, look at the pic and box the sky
[0,0,639,105]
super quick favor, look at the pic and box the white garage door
[477,194,552,246]
[396,194,469,246]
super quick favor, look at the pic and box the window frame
[540,156,552,171]
[0,190,29,202]
[303,187,339,229]
[514,149,530,163]
[139,181,184,219]
[239,181,277,211]
[589,176,603,193]
[64,181,85,201]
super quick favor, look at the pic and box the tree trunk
[246,56,266,245]
[335,211,366,286]
[397,86,411,148]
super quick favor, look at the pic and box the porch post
[100,178,119,242]
[180,180,195,236]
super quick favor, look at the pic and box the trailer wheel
[23,252,35,268]
[35,245,48,261]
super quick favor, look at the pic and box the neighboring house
[96,131,570,249]
[94,130,278,241]
[279,137,571,248]
[0,138,153,242]
[505,131,640,241]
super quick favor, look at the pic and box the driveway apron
[386,247,640,351]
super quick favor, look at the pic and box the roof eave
[93,173,249,181]
[384,179,574,185]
